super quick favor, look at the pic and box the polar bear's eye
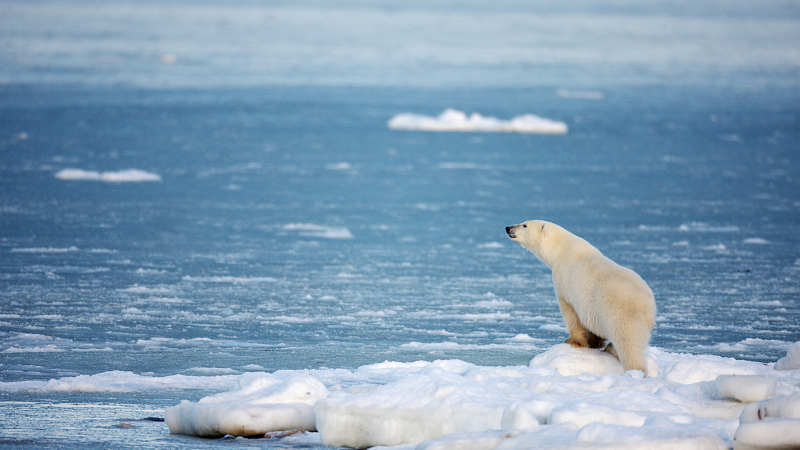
[522,224,527,228]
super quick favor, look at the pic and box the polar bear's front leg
[559,296,590,348]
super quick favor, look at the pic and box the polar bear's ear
[540,223,546,234]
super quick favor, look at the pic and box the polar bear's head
[505,220,562,267]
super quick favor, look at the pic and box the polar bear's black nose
[505,226,515,238]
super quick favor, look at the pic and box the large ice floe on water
[54,168,162,182]
[165,342,800,450]
[387,109,568,134]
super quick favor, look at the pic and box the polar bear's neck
[536,229,599,271]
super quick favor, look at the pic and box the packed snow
[159,342,800,449]
[54,168,162,182]
[388,109,568,134]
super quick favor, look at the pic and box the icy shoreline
[159,343,800,449]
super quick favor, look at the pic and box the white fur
[506,220,656,375]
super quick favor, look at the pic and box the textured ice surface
[159,344,800,449]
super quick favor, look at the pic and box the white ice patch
[775,342,800,370]
[10,246,79,253]
[734,394,800,450]
[325,162,353,170]
[182,275,278,284]
[280,223,354,239]
[388,109,568,134]
[0,370,239,393]
[316,366,509,448]
[715,375,777,403]
[54,168,162,182]
[530,343,648,377]
[156,343,800,449]
[165,374,328,437]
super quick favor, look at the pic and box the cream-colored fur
[506,220,656,375]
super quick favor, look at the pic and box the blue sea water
[1,0,799,448]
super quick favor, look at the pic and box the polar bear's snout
[505,225,517,239]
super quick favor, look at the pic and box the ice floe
[160,342,800,449]
[388,109,568,134]
[280,223,354,239]
[54,168,162,182]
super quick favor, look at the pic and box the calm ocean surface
[1,0,799,448]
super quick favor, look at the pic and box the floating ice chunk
[281,223,354,239]
[743,238,769,245]
[99,169,162,182]
[165,374,328,437]
[315,367,508,448]
[182,275,278,284]
[325,162,352,170]
[54,168,162,182]
[715,375,777,403]
[0,370,239,393]
[387,109,568,134]
[11,246,79,253]
[774,341,800,370]
[478,242,505,249]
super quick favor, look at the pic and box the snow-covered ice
[388,109,568,134]
[775,342,800,371]
[161,342,800,449]
[54,168,162,182]
[165,374,327,437]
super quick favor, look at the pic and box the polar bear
[506,220,656,375]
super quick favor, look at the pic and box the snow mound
[530,343,647,376]
[165,373,328,437]
[774,341,800,370]
[317,366,508,448]
[715,375,777,403]
[55,168,162,182]
[388,109,568,134]
[164,343,800,449]
[734,394,800,450]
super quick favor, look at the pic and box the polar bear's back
[551,231,656,334]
